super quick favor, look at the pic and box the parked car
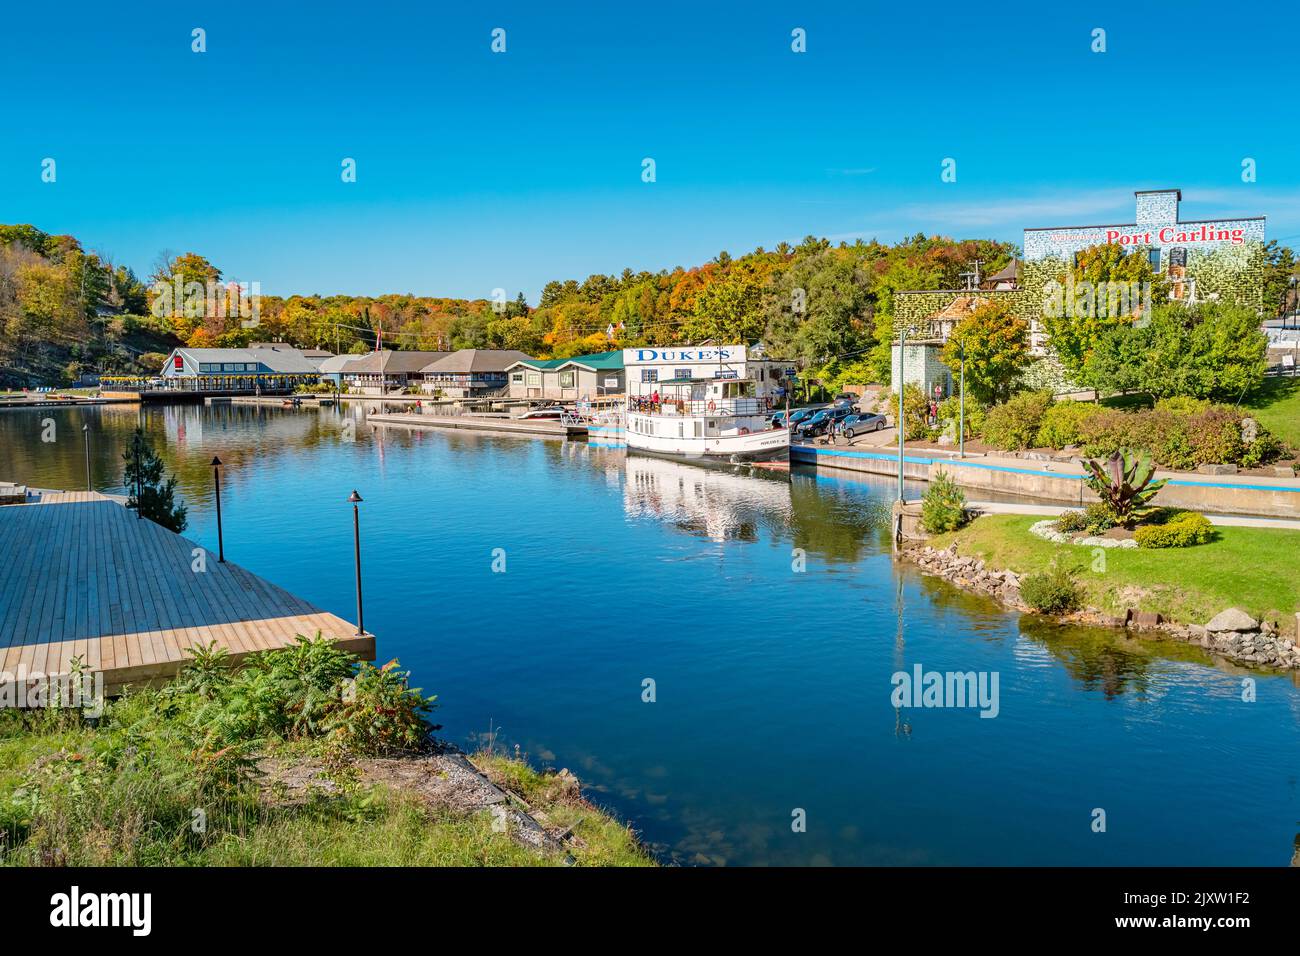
[796,405,854,438]
[841,413,887,439]
[785,406,822,429]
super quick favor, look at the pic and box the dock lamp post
[81,424,91,491]
[133,431,143,520]
[210,457,225,563]
[349,490,364,636]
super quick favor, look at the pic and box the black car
[841,413,887,438]
[785,406,823,429]
[796,405,854,438]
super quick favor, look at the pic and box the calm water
[3,403,1299,865]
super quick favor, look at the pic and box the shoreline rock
[900,545,1299,670]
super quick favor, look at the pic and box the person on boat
[651,389,660,411]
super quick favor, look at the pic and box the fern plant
[1081,449,1167,528]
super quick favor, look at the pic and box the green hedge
[1134,512,1215,548]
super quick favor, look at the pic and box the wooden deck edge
[102,631,376,696]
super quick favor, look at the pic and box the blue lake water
[3,402,1299,865]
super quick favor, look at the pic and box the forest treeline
[1,223,1016,387]
[3,221,1294,391]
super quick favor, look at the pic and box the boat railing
[627,397,767,417]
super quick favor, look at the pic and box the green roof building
[505,350,625,400]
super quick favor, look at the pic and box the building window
[1148,248,1161,271]
[511,373,523,383]
[641,369,658,383]
[673,368,692,380]
[526,372,540,386]
[559,371,575,388]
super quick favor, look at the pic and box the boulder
[1204,608,1259,633]
[1126,609,1163,629]
[1197,464,1237,475]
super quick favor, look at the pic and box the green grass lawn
[1242,376,1300,450]
[930,514,1300,632]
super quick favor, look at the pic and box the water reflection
[3,404,1299,865]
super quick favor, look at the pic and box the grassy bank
[1242,376,1300,450]
[0,638,653,867]
[929,515,1300,631]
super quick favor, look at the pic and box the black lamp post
[211,456,225,563]
[133,430,143,519]
[349,490,364,636]
[81,423,91,491]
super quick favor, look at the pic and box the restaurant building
[157,345,321,392]
[419,349,534,398]
[342,349,448,395]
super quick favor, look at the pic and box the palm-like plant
[1081,449,1167,528]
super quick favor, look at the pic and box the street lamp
[958,340,967,460]
[348,490,364,636]
[897,325,909,502]
[211,456,225,563]
[81,423,91,491]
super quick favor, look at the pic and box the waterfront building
[158,345,321,392]
[342,349,448,395]
[889,188,1269,394]
[317,354,364,389]
[505,350,625,400]
[250,341,334,370]
[419,349,534,397]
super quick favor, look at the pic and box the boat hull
[625,427,789,463]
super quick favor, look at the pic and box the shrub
[1081,502,1120,535]
[1020,564,1084,614]
[921,469,968,533]
[1035,401,1100,449]
[937,394,986,440]
[1054,509,1088,533]
[1134,512,1214,548]
[982,390,1054,450]
[1077,402,1285,469]
[1154,396,1210,416]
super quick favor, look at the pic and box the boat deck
[0,490,373,693]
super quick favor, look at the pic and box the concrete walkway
[966,500,1300,530]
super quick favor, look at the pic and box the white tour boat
[625,375,789,463]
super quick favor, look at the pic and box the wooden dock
[0,491,374,693]
[366,411,586,438]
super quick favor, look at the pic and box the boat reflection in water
[622,452,793,542]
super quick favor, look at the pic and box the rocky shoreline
[902,542,1300,670]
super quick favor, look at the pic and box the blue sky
[2,1,1296,301]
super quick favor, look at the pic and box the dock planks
[0,491,373,693]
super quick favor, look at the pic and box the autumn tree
[940,299,1031,404]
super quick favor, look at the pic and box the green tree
[122,429,187,532]
[1042,243,1167,379]
[940,299,1030,404]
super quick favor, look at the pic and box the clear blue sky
[2,1,1296,302]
